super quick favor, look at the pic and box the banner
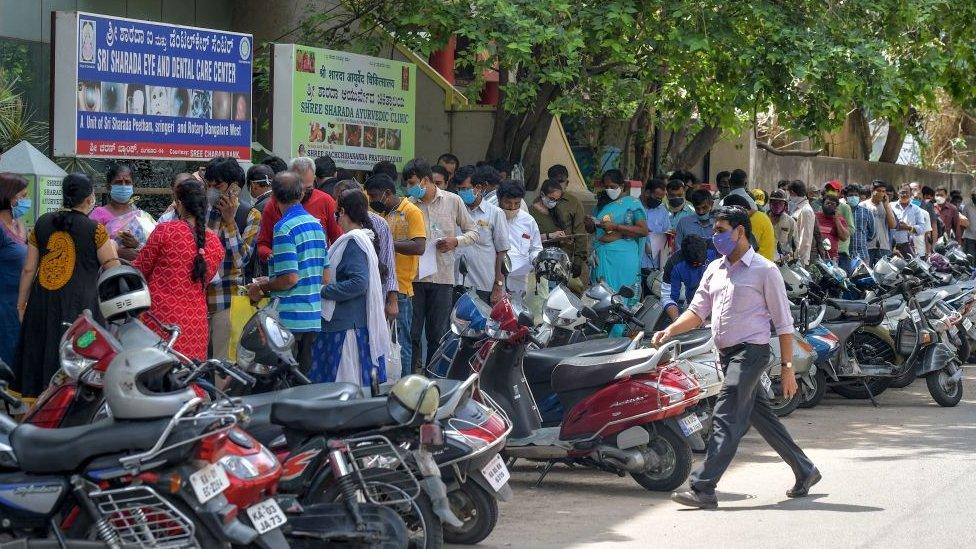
[52,11,253,161]
[272,43,416,170]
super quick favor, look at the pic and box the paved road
[460,371,976,549]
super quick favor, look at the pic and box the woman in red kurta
[134,179,223,360]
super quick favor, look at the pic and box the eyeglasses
[898,191,910,197]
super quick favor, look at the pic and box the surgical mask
[542,197,559,209]
[911,198,922,207]
[110,184,133,203]
[645,196,662,209]
[697,213,711,222]
[712,229,738,256]
[458,188,477,205]
[935,196,946,205]
[605,188,622,201]
[206,187,222,208]
[11,198,31,219]
[370,200,390,214]
[846,196,860,208]
[668,197,685,209]
[503,208,518,221]
[406,183,426,200]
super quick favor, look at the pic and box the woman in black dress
[14,173,119,398]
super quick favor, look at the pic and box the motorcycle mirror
[517,310,534,327]
[458,257,468,276]
[501,253,512,276]
[581,306,598,320]
[618,285,636,299]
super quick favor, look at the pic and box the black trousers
[411,282,454,373]
[690,343,815,494]
[293,332,316,374]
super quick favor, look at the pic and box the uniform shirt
[269,204,328,332]
[413,187,479,286]
[505,210,543,292]
[457,201,510,292]
[890,201,928,245]
[688,247,794,350]
[384,198,426,296]
[771,212,795,256]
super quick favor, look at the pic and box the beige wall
[708,131,753,182]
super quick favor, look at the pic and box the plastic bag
[104,210,156,247]
[385,320,402,384]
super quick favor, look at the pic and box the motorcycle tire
[443,480,498,545]
[798,368,827,409]
[317,476,443,549]
[832,331,895,399]
[889,360,919,388]
[68,495,226,549]
[630,426,692,492]
[925,369,964,407]
[831,378,891,400]
[768,388,801,417]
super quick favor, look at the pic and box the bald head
[272,170,304,206]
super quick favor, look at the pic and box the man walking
[652,206,819,509]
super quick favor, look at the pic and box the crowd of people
[1,154,973,399]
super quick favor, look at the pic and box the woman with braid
[134,179,223,359]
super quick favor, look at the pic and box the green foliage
[0,72,47,154]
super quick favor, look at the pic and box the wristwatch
[494,280,504,288]
[781,361,793,369]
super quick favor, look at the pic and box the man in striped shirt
[247,170,328,372]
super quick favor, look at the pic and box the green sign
[274,44,416,171]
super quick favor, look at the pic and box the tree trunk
[521,111,553,191]
[629,103,655,182]
[849,107,872,160]
[486,69,512,162]
[878,121,904,164]
[671,125,722,171]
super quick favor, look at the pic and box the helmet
[97,265,151,322]
[534,247,572,284]
[582,282,614,317]
[387,375,440,425]
[750,188,767,207]
[780,263,808,299]
[104,347,196,419]
[929,253,951,273]
[238,301,296,375]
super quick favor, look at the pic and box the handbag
[228,294,267,361]
[385,319,402,384]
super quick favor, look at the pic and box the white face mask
[606,188,622,201]
[935,196,946,205]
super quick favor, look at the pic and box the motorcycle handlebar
[215,360,256,388]
[0,383,21,408]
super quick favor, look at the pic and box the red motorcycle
[466,295,704,491]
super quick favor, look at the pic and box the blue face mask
[110,184,134,203]
[847,196,860,208]
[11,198,31,219]
[406,183,426,200]
[458,188,477,205]
[712,229,738,256]
[910,198,922,207]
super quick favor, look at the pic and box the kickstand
[50,517,68,549]
[534,461,555,488]
[861,380,879,407]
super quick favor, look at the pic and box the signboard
[0,141,67,229]
[272,43,416,170]
[52,11,253,161]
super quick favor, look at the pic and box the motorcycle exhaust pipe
[597,445,657,473]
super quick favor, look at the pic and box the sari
[592,195,646,307]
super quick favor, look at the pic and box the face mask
[206,187,222,208]
[542,197,559,209]
[668,197,685,209]
[110,184,134,203]
[605,188,622,201]
[370,200,390,214]
[645,196,662,209]
[458,188,477,205]
[406,183,426,200]
[11,198,31,219]
[822,205,837,216]
[847,196,860,208]
[911,198,922,207]
[769,202,787,215]
[503,208,518,221]
[697,213,711,222]
[935,196,946,205]
[712,229,738,256]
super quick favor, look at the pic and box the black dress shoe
[787,468,822,498]
[671,490,718,509]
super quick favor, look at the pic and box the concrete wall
[752,149,976,194]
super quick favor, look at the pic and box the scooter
[468,293,704,492]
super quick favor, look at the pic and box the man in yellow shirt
[724,194,775,260]
[365,173,427,377]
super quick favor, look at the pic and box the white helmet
[104,347,196,419]
[97,265,151,322]
[779,264,807,300]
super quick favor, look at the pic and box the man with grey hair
[256,156,343,266]
[334,179,400,320]
[247,170,328,371]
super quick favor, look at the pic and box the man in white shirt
[891,184,929,256]
[788,180,816,264]
[454,174,510,304]
[497,181,542,306]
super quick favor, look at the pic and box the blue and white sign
[53,11,253,161]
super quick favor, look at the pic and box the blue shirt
[669,249,719,311]
[674,214,714,251]
[322,240,369,332]
[850,204,875,263]
[270,204,328,332]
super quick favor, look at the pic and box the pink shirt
[688,247,794,350]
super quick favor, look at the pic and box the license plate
[189,463,230,504]
[677,413,703,436]
[760,372,773,395]
[964,318,973,331]
[480,454,511,492]
[246,498,287,535]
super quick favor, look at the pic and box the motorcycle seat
[551,348,661,394]
[243,383,362,445]
[825,299,885,324]
[916,290,942,310]
[270,397,396,433]
[10,418,171,474]
[523,338,632,386]
[670,328,712,349]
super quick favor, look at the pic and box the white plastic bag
[385,320,402,384]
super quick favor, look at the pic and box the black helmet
[237,301,297,375]
[533,247,572,283]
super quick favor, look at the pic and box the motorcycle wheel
[443,480,498,545]
[798,368,827,409]
[768,388,801,417]
[630,426,692,492]
[925,367,964,407]
[889,360,919,388]
[68,496,226,549]
[317,476,443,549]
[832,331,894,399]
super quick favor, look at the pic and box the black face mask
[668,197,685,209]
[645,196,662,209]
[370,200,390,214]
[822,205,837,216]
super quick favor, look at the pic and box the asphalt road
[459,370,976,549]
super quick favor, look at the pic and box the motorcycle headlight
[220,454,260,480]
[60,338,96,380]
[544,306,575,327]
